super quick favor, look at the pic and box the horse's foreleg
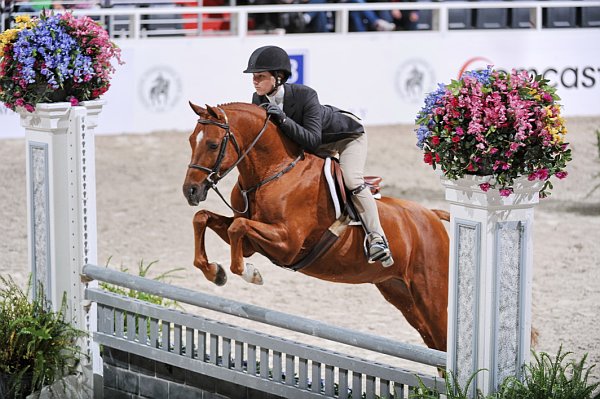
[192,209,236,286]
[227,218,291,285]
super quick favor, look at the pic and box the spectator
[391,5,420,30]
[246,0,307,33]
[342,0,395,32]
[246,0,284,32]
[301,0,332,32]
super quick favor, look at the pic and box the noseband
[188,107,304,214]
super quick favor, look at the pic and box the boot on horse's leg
[350,183,394,267]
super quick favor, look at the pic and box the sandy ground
[1,117,599,386]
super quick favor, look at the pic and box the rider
[243,45,394,267]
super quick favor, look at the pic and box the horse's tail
[432,209,450,222]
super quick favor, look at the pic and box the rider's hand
[265,103,286,125]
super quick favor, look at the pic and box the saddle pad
[323,158,361,225]
[324,157,342,219]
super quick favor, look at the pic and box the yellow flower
[0,29,19,44]
[0,28,19,58]
[0,16,37,58]
[14,15,31,24]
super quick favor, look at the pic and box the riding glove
[265,103,287,125]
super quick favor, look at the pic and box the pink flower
[24,104,35,112]
[414,67,570,198]
[536,168,549,180]
[69,97,79,106]
[555,171,568,179]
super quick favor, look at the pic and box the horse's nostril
[189,186,197,197]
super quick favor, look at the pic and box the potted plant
[414,66,572,197]
[0,276,85,399]
[0,12,122,111]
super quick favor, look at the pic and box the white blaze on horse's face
[195,127,204,147]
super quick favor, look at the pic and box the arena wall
[1,28,599,138]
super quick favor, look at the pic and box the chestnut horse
[182,102,449,351]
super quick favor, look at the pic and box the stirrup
[364,232,394,267]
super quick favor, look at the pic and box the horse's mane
[217,102,263,114]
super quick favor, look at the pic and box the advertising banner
[1,29,598,138]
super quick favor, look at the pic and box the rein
[188,107,304,214]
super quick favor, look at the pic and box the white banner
[1,29,599,138]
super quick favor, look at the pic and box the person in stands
[242,45,394,267]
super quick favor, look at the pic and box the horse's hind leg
[192,210,241,286]
[375,278,446,351]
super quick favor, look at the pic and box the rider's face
[252,72,276,96]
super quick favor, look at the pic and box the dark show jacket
[251,83,364,154]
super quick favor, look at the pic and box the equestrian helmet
[243,46,291,78]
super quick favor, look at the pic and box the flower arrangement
[415,66,572,197]
[0,12,122,112]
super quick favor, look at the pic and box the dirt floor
[1,117,599,385]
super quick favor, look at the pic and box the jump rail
[82,263,446,397]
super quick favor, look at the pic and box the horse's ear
[189,101,207,117]
[206,105,220,120]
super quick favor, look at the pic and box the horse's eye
[207,141,219,151]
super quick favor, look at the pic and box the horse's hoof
[242,263,264,285]
[213,263,227,286]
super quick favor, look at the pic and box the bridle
[187,106,304,214]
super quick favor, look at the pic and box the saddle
[285,158,382,271]
[324,157,382,222]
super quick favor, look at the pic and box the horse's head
[183,102,242,206]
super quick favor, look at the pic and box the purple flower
[415,125,431,149]
[416,83,447,121]
[462,65,493,85]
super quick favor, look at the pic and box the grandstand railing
[1,1,599,38]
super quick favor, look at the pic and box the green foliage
[100,257,184,309]
[410,370,486,399]
[499,346,600,399]
[0,276,85,398]
[409,347,600,399]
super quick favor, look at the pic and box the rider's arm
[278,89,322,153]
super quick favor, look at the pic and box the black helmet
[243,46,291,78]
